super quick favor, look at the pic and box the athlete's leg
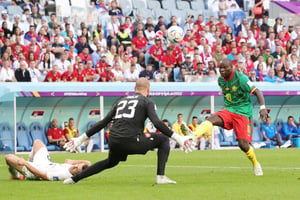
[194,114,224,138]
[32,139,46,155]
[155,134,170,176]
[5,154,26,179]
[71,151,121,183]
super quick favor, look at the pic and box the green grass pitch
[1,149,300,200]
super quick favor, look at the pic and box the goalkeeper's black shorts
[108,133,170,161]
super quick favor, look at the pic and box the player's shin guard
[194,120,213,138]
[245,146,259,167]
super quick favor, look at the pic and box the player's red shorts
[215,109,253,143]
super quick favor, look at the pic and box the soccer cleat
[63,177,76,184]
[156,175,177,184]
[253,163,263,176]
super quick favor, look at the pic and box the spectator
[78,47,92,64]
[82,60,97,82]
[155,16,166,33]
[38,52,53,78]
[153,65,168,82]
[0,10,12,31]
[124,63,139,82]
[28,60,41,82]
[44,65,61,82]
[24,25,40,46]
[144,24,155,46]
[219,0,228,16]
[116,24,131,49]
[119,52,131,72]
[148,38,164,71]
[61,65,78,82]
[0,60,16,82]
[95,55,108,75]
[249,69,260,82]
[52,35,65,59]
[54,52,71,74]
[108,0,123,16]
[131,29,148,66]
[286,67,300,81]
[64,118,94,153]
[106,15,119,46]
[75,36,93,55]
[172,113,188,136]
[162,47,176,80]
[281,116,299,148]
[47,119,66,149]
[261,116,283,146]
[139,64,153,80]
[15,61,31,82]
[181,55,193,75]
[99,65,115,82]
[111,62,124,82]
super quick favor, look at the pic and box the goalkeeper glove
[64,133,89,152]
[171,132,195,153]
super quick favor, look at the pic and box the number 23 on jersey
[115,100,138,119]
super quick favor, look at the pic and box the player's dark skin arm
[252,88,268,121]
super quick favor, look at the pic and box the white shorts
[32,147,51,165]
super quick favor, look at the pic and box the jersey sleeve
[146,99,173,137]
[240,74,257,94]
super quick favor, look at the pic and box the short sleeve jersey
[218,70,257,117]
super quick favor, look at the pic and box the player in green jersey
[194,58,268,176]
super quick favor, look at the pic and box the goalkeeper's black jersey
[86,93,173,139]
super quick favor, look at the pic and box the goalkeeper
[193,58,268,176]
[64,78,194,184]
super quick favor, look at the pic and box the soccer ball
[167,26,184,43]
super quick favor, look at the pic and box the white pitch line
[1,164,299,170]
[123,164,300,170]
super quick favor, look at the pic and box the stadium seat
[161,0,176,10]
[190,0,205,11]
[118,0,133,16]
[7,5,23,16]
[219,128,234,146]
[176,1,190,10]
[274,118,284,135]
[133,8,153,20]
[147,0,161,10]
[87,121,108,150]
[173,67,181,82]
[252,120,263,143]
[171,9,187,25]
[0,122,14,151]
[153,9,171,22]
[132,0,147,9]
[29,122,58,151]
[16,122,32,152]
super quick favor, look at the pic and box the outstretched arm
[252,88,268,121]
[65,159,92,166]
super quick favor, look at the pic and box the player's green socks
[194,120,213,138]
[245,146,259,167]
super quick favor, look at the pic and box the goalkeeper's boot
[156,175,176,184]
[253,163,263,176]
[63,177,76,184]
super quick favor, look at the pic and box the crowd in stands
[0,0,299,83]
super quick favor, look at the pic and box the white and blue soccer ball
[167,26,184,43]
